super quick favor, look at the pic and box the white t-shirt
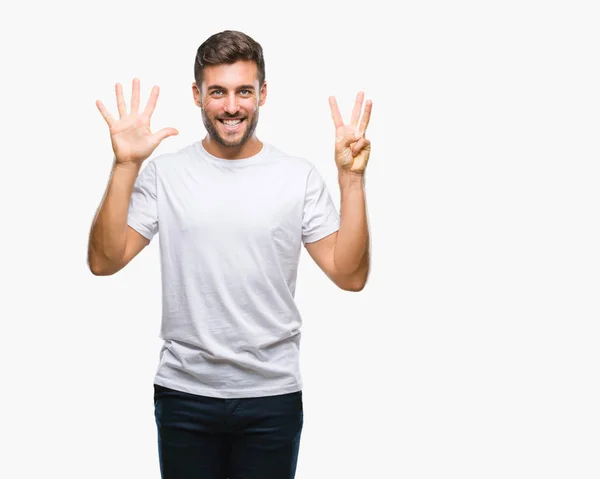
[127,141,340,398]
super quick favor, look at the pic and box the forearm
[88,161,140,271]
[333,171,370,282]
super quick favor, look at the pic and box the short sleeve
[302,166,340,244]
[127,160,158,241]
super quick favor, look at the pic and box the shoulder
[264,143,318,176]
[150,143,198,171]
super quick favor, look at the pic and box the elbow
[87,252,120,276]
[87,240,127,276]
[337,274,368,292]
[89,264,114,276]
[88,260,114,276]
[334,252,369,292]
[343,281,366,292]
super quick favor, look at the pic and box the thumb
[152,127,179,144]
[337,131,361,147]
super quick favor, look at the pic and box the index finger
[143,85,160,117]
[328,96,344,128]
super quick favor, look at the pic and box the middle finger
[130,78,140,114]
[350,91,364,127]
[358,100,372,136]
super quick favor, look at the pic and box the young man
[88,30,372,479]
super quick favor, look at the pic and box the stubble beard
[201,107,259,148]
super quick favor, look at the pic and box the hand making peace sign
[329,92,373,175]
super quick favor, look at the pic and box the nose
[224,93,240,115]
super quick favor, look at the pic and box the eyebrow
[207,84,255,91]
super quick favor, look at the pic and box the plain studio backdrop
[1,0,599,478]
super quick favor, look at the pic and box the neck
[202,135,263,160]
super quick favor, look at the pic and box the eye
[240,89,252,96]
[211,89,224,96]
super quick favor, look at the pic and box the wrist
[113,158,143,174]
[338,169,365,188]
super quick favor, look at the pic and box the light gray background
[2,0,599,478]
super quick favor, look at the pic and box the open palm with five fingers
[329,92,373,175]
[96,78,179,165]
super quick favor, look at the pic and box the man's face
[193,61,266,148]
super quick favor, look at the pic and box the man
[88,30,372,479]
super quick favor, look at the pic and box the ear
[192,81,202,107]
[258,81,267,106]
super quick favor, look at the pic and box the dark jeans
[153,384,304,479]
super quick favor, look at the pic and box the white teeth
[223,119,242,126]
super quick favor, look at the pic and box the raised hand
[328,92,372,175]
[96,78,179,165]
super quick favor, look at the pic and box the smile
[218,118,245,132]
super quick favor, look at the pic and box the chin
[219,139,246,148]
[216,130,247,147]
[202,110,258,148]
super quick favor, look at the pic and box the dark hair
[194,30,265,87]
